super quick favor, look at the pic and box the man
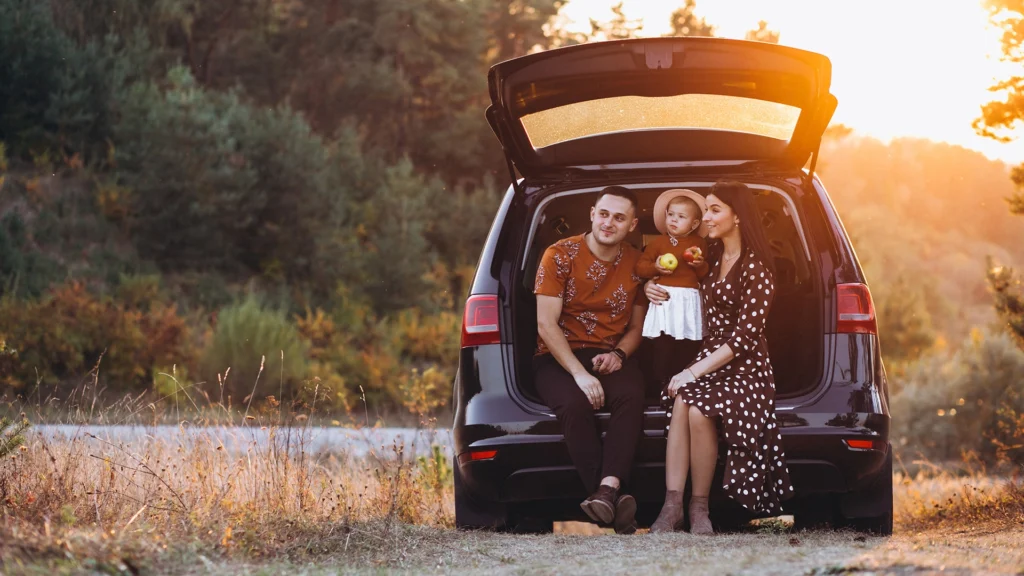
[533,185,648,534]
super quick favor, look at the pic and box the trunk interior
[512,182,824,408]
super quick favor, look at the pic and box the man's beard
[592,227,622,246]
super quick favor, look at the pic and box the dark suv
[453,37,892,534]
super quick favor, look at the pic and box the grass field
[2,419,1023,574]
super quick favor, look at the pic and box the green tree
[667,0,715,37]
[744,20,780,44]
[0,0,104,157]
[976,0,1024,348]
[115,67,348,289]
[487,0,567,63]
[354,158,441,312]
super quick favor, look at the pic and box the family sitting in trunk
[532,181,794,535]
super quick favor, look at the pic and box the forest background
[2,0,1024,465]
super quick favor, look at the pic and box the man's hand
[591,352,622,375]
[654,261,675,276]
[574,372,605,409]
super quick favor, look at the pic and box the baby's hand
[683,246,703,266]
[654,262,675,275]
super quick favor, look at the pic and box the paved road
[32,424,454,459]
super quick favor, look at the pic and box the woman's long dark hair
[706,180,775,277]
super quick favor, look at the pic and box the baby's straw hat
[653,188,708,237]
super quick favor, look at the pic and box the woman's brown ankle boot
[650,490,685,533]
[689,495,714,535]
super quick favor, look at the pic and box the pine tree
[988,260,1024,351]
[0,417,28,459]
[977,1,1024,349]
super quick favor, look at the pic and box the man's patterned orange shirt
[534,234,647,355]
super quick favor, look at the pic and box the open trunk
[487,37,837,179]
[512,182,824,407]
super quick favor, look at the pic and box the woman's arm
[668,257,775,395]
[668,344,735,395]
[687,344,735,380]
[644,279,670,304]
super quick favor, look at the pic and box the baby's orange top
[635,234,709,288]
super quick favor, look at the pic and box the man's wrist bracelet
[612,348,627,361]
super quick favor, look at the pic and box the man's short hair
[595,185,638,214]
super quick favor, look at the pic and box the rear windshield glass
[520,94,800,149]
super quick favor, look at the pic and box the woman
[646,180,794,534]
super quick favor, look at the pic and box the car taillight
[836,283,877,335]
[462,294,500,347]
[844,438,884,451]
[458,449,498,464]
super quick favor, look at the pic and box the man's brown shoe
[580,485,617,525]
[613,493,637,535]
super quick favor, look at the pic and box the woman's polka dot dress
[660,246,795,514]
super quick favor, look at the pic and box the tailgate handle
[645,43,675,69]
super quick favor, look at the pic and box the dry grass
[2,404,1024,574]
[0,421,455,574]
[893,455,1024,531]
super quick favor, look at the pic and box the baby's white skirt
[642,286,703,341]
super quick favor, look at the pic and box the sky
[558,0,1022,165]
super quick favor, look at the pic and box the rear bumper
[454,335,890,511]
[457,418,889,506]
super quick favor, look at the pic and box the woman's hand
[667,368,697,397]
[644,280,670,305]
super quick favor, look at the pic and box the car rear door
[486,37,838,179]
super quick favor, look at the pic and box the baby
[635,189,709,386]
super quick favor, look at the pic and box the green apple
[658,253,678,271]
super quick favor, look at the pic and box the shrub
[892,330,1024,465]
[0,211,67,299]
[0,282,194,393]
[115,273,163,311]
[201,295,309,405]
[295,301,458,415]
[387,308,460,363]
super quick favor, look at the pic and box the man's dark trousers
[533,348,645,494]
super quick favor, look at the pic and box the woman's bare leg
[651,395,692,532]
[688,405,718,496]
[688,405,718,534]
[665,395,692,491]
